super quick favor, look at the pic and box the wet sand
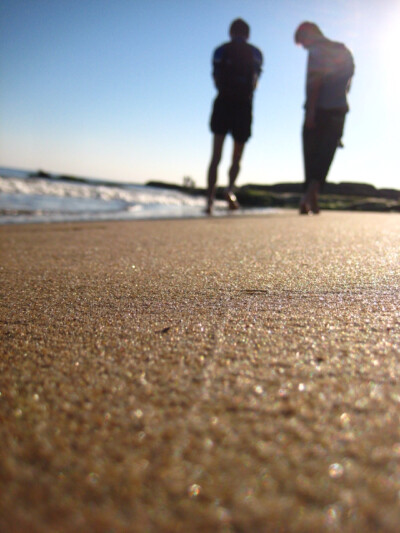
[1,212,400,532]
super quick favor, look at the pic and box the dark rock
[29,169,52,179]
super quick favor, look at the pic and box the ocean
[0,167,276,225]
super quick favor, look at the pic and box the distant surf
[0,167,278,224]
[0,167,207,224]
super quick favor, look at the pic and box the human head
[294,22,324,48]
[229,18,250,40]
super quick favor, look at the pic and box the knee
[210,153,222,168]
[232,144,245,167]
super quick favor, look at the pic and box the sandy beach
[1,211,400,532]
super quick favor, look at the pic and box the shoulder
[308,40,354,77]
[340,43,354,65]
[249,44,263,63]
[315,40,353,61]
[213,42,230,63]
[332,40,353,56]
[328,41,355,71]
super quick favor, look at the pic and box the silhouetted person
[295,22,354,214]
[206,19,263,214]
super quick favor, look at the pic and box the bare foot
[310,197,320,214]
[205,203,213,215]
[299,202,311,215]
[225,190,240,210]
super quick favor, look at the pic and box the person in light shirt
[295,22,355,214]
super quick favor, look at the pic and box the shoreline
[2,168,400,218]
[0,204,284,226]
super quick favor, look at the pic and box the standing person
[295,22,354,214]
[206,18,263,214]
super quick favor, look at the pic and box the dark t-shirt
[212,38,263,101]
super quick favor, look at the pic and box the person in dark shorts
[206,19,263,214]
[295,22,354,214]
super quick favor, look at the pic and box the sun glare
[380,6,400,101]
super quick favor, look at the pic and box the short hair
[230,18,250,39]
[294,22,323,44]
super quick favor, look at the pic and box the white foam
[0,176,204,208]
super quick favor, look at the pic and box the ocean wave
[0,176,204,208]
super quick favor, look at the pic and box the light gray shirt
[306,39,355,110]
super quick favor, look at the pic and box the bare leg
[206,134,225,214]
[309,180,320,213]
[226,141,245,210]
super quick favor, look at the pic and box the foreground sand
[1,212,400,532]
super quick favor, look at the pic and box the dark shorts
[210,95,253,143]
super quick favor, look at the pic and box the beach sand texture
[1,212,400,532]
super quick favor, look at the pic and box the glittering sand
[1,212,400,532]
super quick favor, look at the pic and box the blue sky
[1,0,399,189]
